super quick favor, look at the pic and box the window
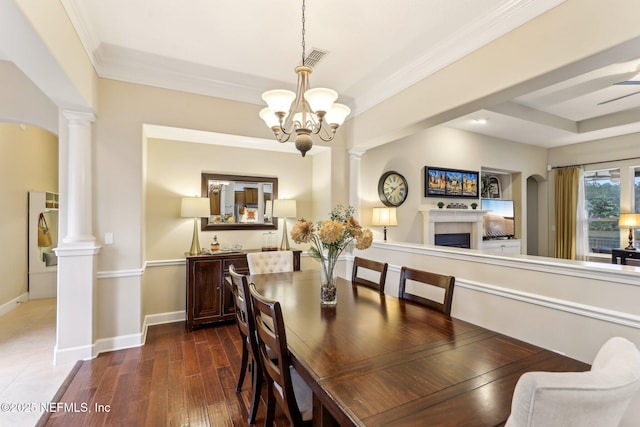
[584,169,620,254]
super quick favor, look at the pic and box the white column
[62,110,96,243]
[348,148,366,218]
[53,110,101,365]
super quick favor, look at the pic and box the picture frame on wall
[425,166,479,198]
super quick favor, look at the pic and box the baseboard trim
[0,292,29,317]
[142,310,186,344]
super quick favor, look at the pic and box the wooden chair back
[398,266,455,315]
[229,265,255,347]
[352,257,388,293]
[228,265,263,423]
[249,283,312,426]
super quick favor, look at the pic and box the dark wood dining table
[249,270,589,426]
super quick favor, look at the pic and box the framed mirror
[201,173,278,230]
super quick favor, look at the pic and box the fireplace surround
[420,208,487,249]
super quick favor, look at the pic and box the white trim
[145,258,186,268]
[458,279,640,330]
[372,241,640,286]
[54,343,93,365]
[0,292,28,317]
[97,268,144,279]
[93,332,144,357]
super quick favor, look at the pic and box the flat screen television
[481,199,515,239]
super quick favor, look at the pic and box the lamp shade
[180,197,210,218]
[261,89,296,114]
[618,213,640,227]
[325,103,351,126]
[371,207,398,227]
[273,199,297,218]
[304,88,338,113]
[259,107,281,128]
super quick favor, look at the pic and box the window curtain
[554,167,580,259]
[575,167,589,260]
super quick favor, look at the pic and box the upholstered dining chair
[246,250,294,275]
[248,283,313,426]
[505,336,640,427]
[351,257,388,293]
[398,266,455,315]
[228,265,263,424]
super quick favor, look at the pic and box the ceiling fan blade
[597,89,640,105]
[614,80,640,85]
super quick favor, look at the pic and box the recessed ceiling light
[473,118,488,125]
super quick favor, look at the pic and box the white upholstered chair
[505,336,640,427]
[246,251,294,275]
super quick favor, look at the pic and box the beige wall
[0,123,58,306]
[359,126,548,248]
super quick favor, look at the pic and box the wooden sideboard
[186,249,301,330]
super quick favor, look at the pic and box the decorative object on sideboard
[181,196,210,256]
[262,232,277,251]
[273,199,297,251]
[437,202,445,209]
[371,207,398,241]
[258,0,350,157]
[618,213,640,250]
[471,202,478,210]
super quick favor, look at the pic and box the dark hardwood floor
[42,321,287,426]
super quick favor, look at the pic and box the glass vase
[320,260,338,306]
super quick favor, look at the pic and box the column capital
[348,148,366,160]
[63,110,96,124]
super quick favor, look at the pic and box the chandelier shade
[304,88,338,113]
[259,0,350,157]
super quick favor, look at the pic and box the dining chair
[398,266,455,315]
[246,250,294,275]
[228,265,263,425]
[505,336,640,427]
[351,257,388,293]
[248,283,313,426]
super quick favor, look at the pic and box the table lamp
[273,199,297,251]
[371,207,398,241]
[181,196,210,255]
[618,213,640,250]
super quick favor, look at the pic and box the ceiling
[60,0,640,149]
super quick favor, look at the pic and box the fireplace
[420,208,487,249]
[435,233,471,249]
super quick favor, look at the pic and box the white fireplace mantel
[420,208,488,249]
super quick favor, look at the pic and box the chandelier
[259,0,350,157]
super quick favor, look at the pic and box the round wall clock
[378,171,408,207]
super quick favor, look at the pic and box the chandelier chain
[301,0,306,66]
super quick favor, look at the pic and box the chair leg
[236,338,248,393]
[265,382,276,427]
[247,359,263,424]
